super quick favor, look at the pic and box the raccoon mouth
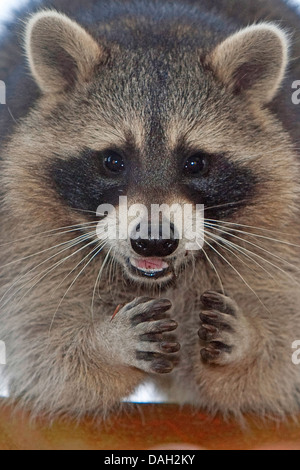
[128,257,171,279]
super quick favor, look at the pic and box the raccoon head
[4,11,298,289]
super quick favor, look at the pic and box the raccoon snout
[130,223,179,258]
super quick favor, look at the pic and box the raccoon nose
[130,224,179,258]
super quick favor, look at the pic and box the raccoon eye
[104,152,125,174]
[184,153,209,176]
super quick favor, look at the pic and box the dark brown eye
[104,152,125,173]
[184,153,209,176]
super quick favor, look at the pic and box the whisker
[201,246,225,295]
[206,230,274,281]
[0,221,99,249]
[21,238,99,309]
[91,246,113,320]
[206,228,300,289]
[205,220,300,248]
[0,232,96,308]
[204,200,249,212]
[107,248,116,287]
[0,226,99,271]
[202,237,271,314]
[71,208,99,216]
[204,222,300,275]
[51,240,108,296]
[205,218,299,240]
[49,241,108,333]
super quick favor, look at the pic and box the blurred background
[1,0,300,31]
[0,0,300,402]
[1,0,300,20]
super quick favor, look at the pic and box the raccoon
[0,0,300,422]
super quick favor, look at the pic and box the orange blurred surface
[0,400,300,450]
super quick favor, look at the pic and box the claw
[131,299,172,326]
[140,333,163,342]
[201,291,225,309]
[160,342,181,353]
[200,311,220,324]
[151,359,174,374]
[198,324,219,341]
[200,347,222,363]
[136,351,163,361]
[152,320,178,333]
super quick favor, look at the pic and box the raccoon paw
[198,291,243,366]
[112,297,180,374]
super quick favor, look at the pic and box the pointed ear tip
[24,9,80,45]
[242,23,290,55]
[208,22,291,104]
[25,10,64,47]
[26,9,60,29]
[24,9,102,94]
[254,23,291,72]
[210,22,291,73]
[24,9,101,64]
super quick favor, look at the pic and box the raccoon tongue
[132,258,169,272]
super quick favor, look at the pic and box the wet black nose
[130,224,179,258]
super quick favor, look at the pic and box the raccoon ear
[208,24,289,105]
[25,11,102,94]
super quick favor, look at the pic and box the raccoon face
[4,11,298,287]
